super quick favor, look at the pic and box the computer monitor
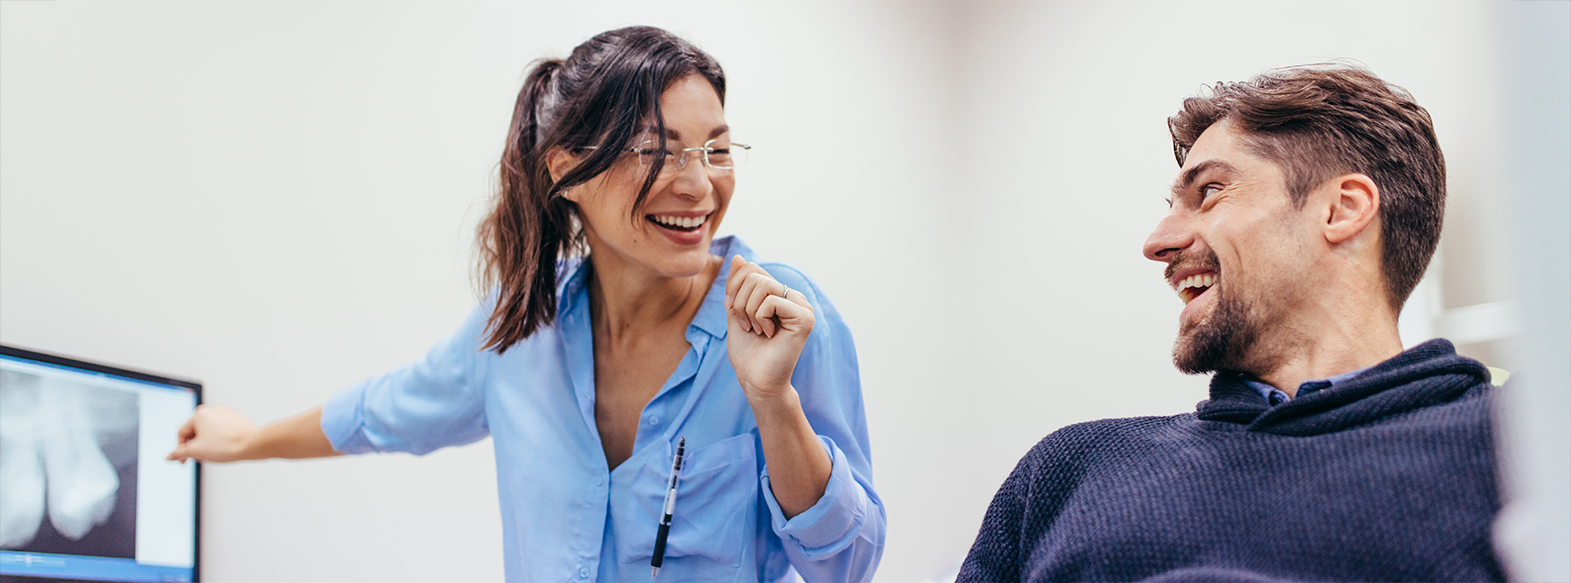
[0,345,200,583]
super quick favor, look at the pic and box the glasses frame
[581,137,751,172]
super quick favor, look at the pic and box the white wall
[1490,4,1571,581]
[1,2,1563,582]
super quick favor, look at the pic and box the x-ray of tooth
[42,384,123,539]
[0,368,139,558]
[0,381,47,548]
[0,373,46,548]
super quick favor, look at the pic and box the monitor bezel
[0,343,203,583]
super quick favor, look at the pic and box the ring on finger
[780,285,791,299]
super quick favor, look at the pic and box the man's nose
[1142,211,1193,262]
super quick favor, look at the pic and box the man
[959,65,1504,582]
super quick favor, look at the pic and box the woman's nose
[667,154,714,199]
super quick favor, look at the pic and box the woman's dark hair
[476,26,725,353]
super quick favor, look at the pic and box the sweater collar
[1195,339,1491,435]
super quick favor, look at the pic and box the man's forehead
[1182,120,1244,170]
[1179,122,1282,177]
[1170,122,1284,199]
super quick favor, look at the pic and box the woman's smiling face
[555,74,736,280]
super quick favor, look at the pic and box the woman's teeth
[1177,273,1217,304]
[650,214,706,231]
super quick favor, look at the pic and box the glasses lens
[706,141,748,170]
[637,138,695,173]
[634,139,662,169]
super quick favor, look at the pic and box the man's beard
[1169,247,1272,375]
[1173,282,1262,374]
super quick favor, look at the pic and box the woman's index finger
[726,254,750,307]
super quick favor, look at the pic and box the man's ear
[1324,173,1379,244]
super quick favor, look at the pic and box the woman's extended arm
[167,300,493,464]
[166,404,340,463]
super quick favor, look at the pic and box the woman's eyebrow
[634,124,730,141]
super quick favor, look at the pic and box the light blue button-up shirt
[320,236,885,582]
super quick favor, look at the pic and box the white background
[1,2,1565,582]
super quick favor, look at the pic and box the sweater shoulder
[1030,414,1192,454]
[1015,413,1194,479]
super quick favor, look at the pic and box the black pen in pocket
[651,436,685,578]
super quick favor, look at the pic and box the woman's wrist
[232,424,266,461]
[744,384,803,425]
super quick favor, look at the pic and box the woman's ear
[546,147,575,184]
[546,147,587,203]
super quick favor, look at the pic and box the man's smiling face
[1143,119,1320,376]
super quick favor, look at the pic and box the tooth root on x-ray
[41,386,119,541]
[0,379,46,549]
[0,438,47,548]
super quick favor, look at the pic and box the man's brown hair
[1168,64,1445,311]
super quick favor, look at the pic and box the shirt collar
[1240,366,1372,406]
[688,235,750,340]
[554,235,753,340]
[556,256,591,321]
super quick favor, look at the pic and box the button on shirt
[319,236,885,583]
[1241,367,1372,406]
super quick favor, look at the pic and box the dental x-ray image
[0,369,140,560]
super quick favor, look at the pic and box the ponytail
[477,58,575,353]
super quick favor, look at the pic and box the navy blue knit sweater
[958,339,1504,582]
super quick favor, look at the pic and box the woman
[166,26,884,582]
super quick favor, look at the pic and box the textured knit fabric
[320,236,884,583]
[959,339,1504,582]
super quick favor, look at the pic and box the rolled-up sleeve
[320,301,492,456]
[761,436,885,582]
[760,264,887,583]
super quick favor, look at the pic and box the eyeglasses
[583,137,751,173]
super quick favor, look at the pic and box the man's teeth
[652,214,705,229]
[1178,273,1217,291]
[1177,273,1217,304]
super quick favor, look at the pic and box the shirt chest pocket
[612,433,759,568]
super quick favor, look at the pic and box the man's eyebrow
[1170,159,1239,197]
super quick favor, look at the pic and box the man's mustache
[1163,247,1222,282]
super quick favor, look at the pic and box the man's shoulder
[1013,413,1198,476]
[1034,413,1194,448]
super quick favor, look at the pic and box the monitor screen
[1,345,200,583]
